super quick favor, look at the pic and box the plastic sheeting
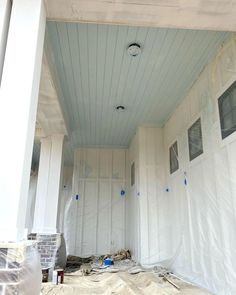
[0,241,41,295]
[65,148,126,257]
[62,35,236,295]
[125,34,236,295]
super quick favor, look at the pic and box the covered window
[188,118,203,161]
[169,141,179,174]
[131,162,135,186]
[218,81,236,139]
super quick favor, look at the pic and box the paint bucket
[52,269,64,284]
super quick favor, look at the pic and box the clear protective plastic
[0,241,41,295]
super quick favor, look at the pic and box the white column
[33,135,64,234]
[0,0,46,241]
[0,0,11,82]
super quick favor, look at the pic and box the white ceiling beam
[45,0,236,32]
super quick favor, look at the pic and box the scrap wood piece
[163,276,180,290]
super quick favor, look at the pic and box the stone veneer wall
[28,233,61,270]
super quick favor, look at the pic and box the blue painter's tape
[120,190,125,196]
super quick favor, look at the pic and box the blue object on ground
[104,258,114,266]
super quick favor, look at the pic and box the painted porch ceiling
[47,22,229,148]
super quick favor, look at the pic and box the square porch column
[0,0,46,242]
[0,0,11,82]
[33,134,65,234]
[32,134,65,270]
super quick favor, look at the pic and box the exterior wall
[58,166,73,233]
[162,34,236,293]
[137,127,166,265]
[126,34,236,295]
[125,127,167,264]
[66,148,127,256]
[125,132,140,261]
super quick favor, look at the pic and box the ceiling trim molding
[45,0,236,32]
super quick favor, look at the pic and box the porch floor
[41,271,211,295]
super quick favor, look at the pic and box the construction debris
[65,249,132,273]
[104,249,131,261]
[163,275,180,290]
[80,263,92,276]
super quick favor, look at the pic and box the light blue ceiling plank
[87,24,98,145]
[66,23,86,146]
[108,27,149,146]
[96,25,109,146]
[142,30,216,124]
[76,23,92,145]
[153,32,229,125]
[121,28,179,144]
[47,23,74,131]
[101,25,129,146]
[100,25,119,145]
[116,27,164,145]
[56,23,79,129]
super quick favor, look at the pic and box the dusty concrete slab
[41,271,212,295]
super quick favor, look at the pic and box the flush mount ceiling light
[127,43,141,57]
[115,105,126,112]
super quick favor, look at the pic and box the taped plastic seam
[0,242,41,295]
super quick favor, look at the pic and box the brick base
[28,233,66,271]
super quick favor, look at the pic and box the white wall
[125,132,140,261]
[66,148,127,256]
[58,166,73,233]
[126,35,236,295]
[162,34,236,294]
[126,34,236,295]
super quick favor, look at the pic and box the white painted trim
[45,0,236,32]
[0,0,11,84]
[0,0,46,242]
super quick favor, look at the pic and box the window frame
[218,80,236,140]
[169,141,179,175]
[188,117,204,161]
[131,162,135,187]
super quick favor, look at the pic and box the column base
[28,233,66,272]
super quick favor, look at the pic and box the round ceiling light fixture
[127,43,141,57]
[115,105,126,112]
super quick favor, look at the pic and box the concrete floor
[41,271,212,295]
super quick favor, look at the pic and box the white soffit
[47,22,229,147]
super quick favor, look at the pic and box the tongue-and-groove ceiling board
[47,22,229,148]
